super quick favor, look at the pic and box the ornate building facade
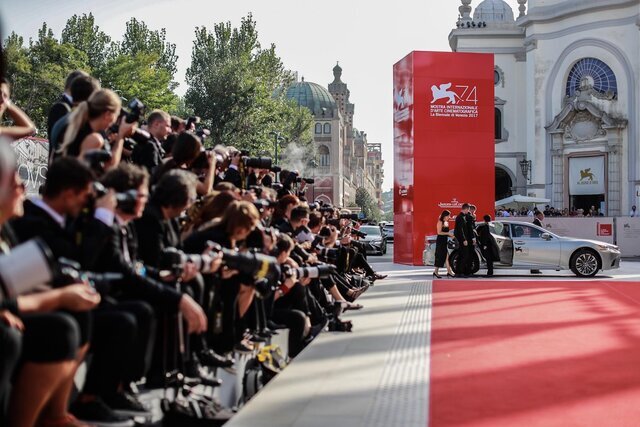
[450,0,639,215]
[285,64,383,208]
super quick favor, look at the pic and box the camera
[315,246,339,263]
[350,229,367,239]
[159,247,221,276]
[243,156,273,170]
[283,171,313,185]
[84,150,112,174]
[270,183,284,191]
[320,205,334,214]
[253,199,277,212]
[340,213,359,221]
[123,98,145,124]
[206,242,281,284]
[93,182,139,215]
[281,264,336,281]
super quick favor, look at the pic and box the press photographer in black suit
[47,70,86,139]
[454,203,472,277]
[223,148,243,189]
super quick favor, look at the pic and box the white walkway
[226,276,433,427]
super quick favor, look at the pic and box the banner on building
[569,156,605,196]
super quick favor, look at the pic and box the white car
[423,220,621,278]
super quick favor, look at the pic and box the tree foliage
[61,13,111,72]
[185,14,313,156]
[356,187,381,222]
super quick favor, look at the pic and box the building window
[494,66,504,88]
[566,58,617,98]
[315,123,322,134]
[495,108,502,140]
[319,145,330,167]
[323,123,331,134]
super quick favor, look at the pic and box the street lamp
[519,159,532,184]
[269,131,285,165]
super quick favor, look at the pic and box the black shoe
[447,273,455,278]
[199,349,235,368]
[432,272,442,279]
[104,391,152,418]
[70,398,134,426]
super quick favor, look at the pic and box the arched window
[323,123,331,134]
[315,123,322,134]
[495,108,502,140]
[566,58,617,98]
[319,145,330,167]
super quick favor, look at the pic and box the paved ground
[225,244,640,427]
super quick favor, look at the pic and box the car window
[511,224,543,239]
[360,226,381,236]
[490,222,507,237]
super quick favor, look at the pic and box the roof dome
[285,80,337,116]
[473,0,515,23]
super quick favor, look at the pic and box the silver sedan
[423,220,621,278]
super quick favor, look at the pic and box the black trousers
[457,243,474,276]
[482,247,494,275]
[271,309,307,358]
[84,300,155,396]
[0,324,21,423]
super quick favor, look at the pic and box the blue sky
[1,0,522,190]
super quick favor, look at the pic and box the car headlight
[371,240,382,245]
[597,244,619,252]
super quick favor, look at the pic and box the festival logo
[578,168,597,184]
[438,198,463,209]
[429,82,479,119]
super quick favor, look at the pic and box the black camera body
[340,213,360,221]
[84,150,112,175]
[93,182,138,215]
[351,229,367,239]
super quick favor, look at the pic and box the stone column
[605,128,623,216]
[551,147,564,209]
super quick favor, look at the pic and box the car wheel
[382,245,387,255]
[471,254,480,274]
[570,248,601,278]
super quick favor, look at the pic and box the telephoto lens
[243,157,273,169]
[206,242,281,283]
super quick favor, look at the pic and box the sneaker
[103,391,152,418]
[70,398,134,427]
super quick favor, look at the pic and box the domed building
[450,0,638,216]
[284,66,383,207]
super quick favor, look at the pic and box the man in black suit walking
[531,210,545,274]
[477,214,498,277]
[454,203,472,277]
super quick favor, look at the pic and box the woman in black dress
[434,210,454,279]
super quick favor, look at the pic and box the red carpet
[430,280,640,427]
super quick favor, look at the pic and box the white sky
[0,0,522,190]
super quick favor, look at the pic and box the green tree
[185,14,313,154]
[61,13,112,72]
[99,52,179,113]
[356,187,381,222]
[118,18,178,84]
[3,24,89,136]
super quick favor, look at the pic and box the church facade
[450,0,640,215]
[285,65,384,208]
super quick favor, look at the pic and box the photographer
[152,132,216,196]
[222,147,243,189]
[131,110,170,173]
[58,89,136,171]
[0,142,101,427]
[47,70,86,139]
[183,201,261,353]
[0,79,37,141]
[48,74,101,164]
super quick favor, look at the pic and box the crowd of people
[0,68,387,426]
[495,204,628,218]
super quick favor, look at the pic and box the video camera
[283,170,314,185]
[93,182,138,215]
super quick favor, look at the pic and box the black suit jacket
[47,95,72,140]
[133,202,180,268]
[91,221,181,312]
[477,223,499,259]
[223,167,242,189]
[533,218,543,227]
[9,200,111,272]
[454,213,468,244]
[466,213,477,241]
[132,138,164,174]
